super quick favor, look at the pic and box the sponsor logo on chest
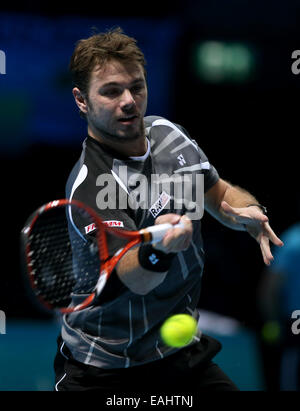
[149,191,171,218]
[84,220,124,234]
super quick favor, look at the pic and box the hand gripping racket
[21,199,183,313]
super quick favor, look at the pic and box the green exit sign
[194,41,255,84]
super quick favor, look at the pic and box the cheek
[138,91,148,113]
[88,99,113,121]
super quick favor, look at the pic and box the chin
[118,132,141,142]
[116,124,144,142]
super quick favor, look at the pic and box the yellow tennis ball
[160,314,197,347]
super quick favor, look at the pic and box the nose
[120,89,135,111]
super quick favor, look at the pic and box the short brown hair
[69,27,147,97]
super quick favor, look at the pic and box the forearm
[205,180,260,231]
[205,179,283,265]
[223,184,260,226]
[224,183,258,207]
[221,184,260,230]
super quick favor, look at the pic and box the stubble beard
[87,107,145,144]
[103,120,145,144]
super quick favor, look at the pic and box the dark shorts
[54,334,239,392]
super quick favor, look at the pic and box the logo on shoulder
[177,154,186,166]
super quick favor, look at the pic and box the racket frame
[23,199,147,313]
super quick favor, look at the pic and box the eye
[101,87,121,98]
[131,84,144,94]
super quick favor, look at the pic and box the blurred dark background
[1,1,299,327]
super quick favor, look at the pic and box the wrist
[138,244,176,272]
[243,203,268,231]
[246,203,267,215]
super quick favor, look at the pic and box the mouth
[118,114,138,125]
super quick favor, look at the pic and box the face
[75,60,148,143]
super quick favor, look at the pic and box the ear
[72,87,88,114]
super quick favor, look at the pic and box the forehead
[90,60,145,86]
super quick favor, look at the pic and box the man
[54,27,283,392]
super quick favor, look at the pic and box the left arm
[204,179,284,265]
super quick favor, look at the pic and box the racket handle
[147,221,185,244]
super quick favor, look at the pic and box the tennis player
[54,27,283,392]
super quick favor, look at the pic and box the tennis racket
[21,199,182,314]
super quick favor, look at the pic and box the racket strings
[27,205,101,308]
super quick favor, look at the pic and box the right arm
[116,214,193,295]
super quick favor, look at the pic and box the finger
[162,223,192,252]
[163,215,191,237]
[220,201,238,216]
[263,222,284,247]
[178,215,193,249]
[260,242,271,266]
[221,201,269,224]
[260,242,268,265]
[179,215,193,232]
[155,213,181,226]
[161,235,185,252]
[260,235,274,265]
[242,210,269,224]
[252,212,269,223]
[163,228,191,249]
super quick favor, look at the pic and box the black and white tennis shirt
[61,116,219,369]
